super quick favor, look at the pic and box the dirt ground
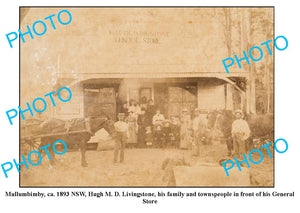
[20,142,274,187]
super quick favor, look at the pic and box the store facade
[20,8,267,121]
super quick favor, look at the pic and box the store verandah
[78,77,244,121]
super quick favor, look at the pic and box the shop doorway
[84,86,117,120]
[154,83,197,118]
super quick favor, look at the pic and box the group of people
[117,99,202,150]
[118,99,159,147]
[112,98,251,163]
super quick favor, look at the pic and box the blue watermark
[6,9,72,48]
[6,86,72,125]
[222,35,288,73]
[1,140,67,178]
[222,138,288,176]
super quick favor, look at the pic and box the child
[154,125,163,148]
[145,126,153,148]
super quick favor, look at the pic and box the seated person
[152,109,165,126]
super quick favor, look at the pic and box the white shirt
[152,114,165,125]
[232,119,251,140]
[114,121,128,132]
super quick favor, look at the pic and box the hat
[234,110,244,118]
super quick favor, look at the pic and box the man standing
[231,110,251,158]
[113,113,128,163]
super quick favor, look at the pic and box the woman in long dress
[126,110,137,145]
[180,108,192,149]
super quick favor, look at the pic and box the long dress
[126,114,137,144]
[137,114,147,147]
[191,114,208,156]
[180,114,192,149]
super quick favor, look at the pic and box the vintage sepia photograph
[20,7,274,187]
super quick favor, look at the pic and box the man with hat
[113,113,128,163]
[231,110,251,158]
